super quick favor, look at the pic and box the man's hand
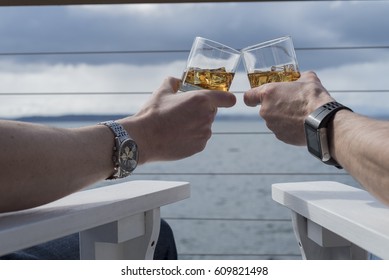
[121,77,236,163]
[244,71,334,145]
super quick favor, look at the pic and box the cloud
[0,1,388,118]
[0,56,255,118]
[1,2,387,67]
[0,59,184,118]
[74,3,161,16]
[0,59,183,92]
[317,56,389,115]
[1,49,388,119]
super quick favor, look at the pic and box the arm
[244,71,389,205]
[329,110,389,204]
[0,121,113,212]
[0,77,236,212]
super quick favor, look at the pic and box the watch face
[118,139,138,173]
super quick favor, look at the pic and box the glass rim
[241,35,293,52]
[194,36,241,55]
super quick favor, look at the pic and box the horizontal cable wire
[0,50,189,56]
[178,253,301,258]
[5,92,143,95]
[0,0,385,8]
[1,45,389,56]
[212,132,271,135]
[297,45,389,51]
[133,172,349,175]
[164,217,291,222]
[1,89,388,95]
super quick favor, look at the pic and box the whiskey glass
[180,37,241,92]
[242,36,300,87]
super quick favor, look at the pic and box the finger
[204,90,237,108]
[154,76,181,95]
[298,71,320,83]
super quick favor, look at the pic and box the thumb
[244,88,263,107]
[205,90,237,108]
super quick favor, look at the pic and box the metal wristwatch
[100,120,139,179]
[304,101,352,169]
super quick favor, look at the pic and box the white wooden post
[80,209,160,259]
[291,212,367,259]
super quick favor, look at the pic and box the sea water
[48,119,359,259]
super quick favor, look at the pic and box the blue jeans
[0,219,177,260]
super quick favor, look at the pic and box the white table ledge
[272,181,389,259]
[0,180,190,259]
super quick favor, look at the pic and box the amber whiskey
[181,67,235,91]
[247,64,300,87]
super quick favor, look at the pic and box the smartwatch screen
[305,125,321,158]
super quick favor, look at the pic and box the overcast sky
[0,1,388,118]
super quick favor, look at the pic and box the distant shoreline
[4,112,389,123]
[7,113,263,123]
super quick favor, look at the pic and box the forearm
[0,77,235,213]
[0,120,114,212]
[330,111,389,204]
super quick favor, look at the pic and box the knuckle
[259,105,270,119]
[304,71,320,82]
[205,127,212,140]
[192,92,208,102]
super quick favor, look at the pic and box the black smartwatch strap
[305,101,352,129]
[305,101,353,168]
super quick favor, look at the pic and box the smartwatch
[304,101,352,168]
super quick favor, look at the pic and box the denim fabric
[0,219,177,260]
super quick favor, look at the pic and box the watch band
[99,120,138,179]
[305,101,352,168]
[305,101,352,129]
[101,120,129,144]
